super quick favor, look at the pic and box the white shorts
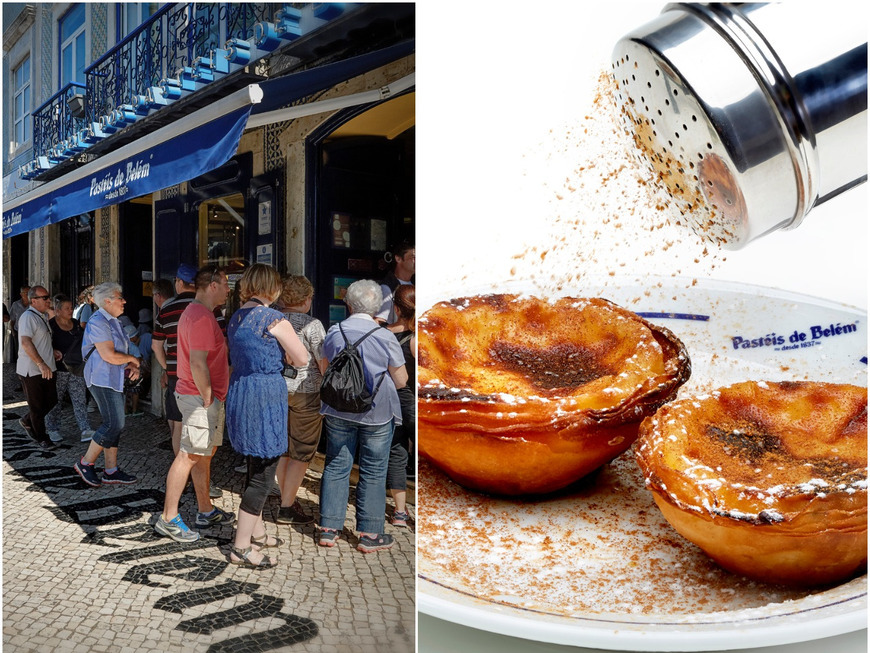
[175,393,224,456]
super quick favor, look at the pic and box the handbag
[63,337,95,377]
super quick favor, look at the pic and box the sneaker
[36,439,57,451]
[195,506,235,528]
[277,501,314,525]
[81,429,95,442]
[391,510,411,528]
[102,469,137,485]
[234,463,247,473]
[47,430,64,443]
[209,484,223,499]
[318,529,339,548]
[357,533,394,553]
[74,461,102,487]
[154,514,200,542]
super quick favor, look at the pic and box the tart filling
[636,381,868,586]
[418,294,691,495]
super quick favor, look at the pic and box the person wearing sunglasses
[16,285,59,450]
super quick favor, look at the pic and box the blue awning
[252,39,415,114]
[3,85,262,239]
[2,40,415,240]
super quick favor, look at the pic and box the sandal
[251,533,285,548]
[228,544,276,569]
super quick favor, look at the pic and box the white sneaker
[81,429,95,442]
[47,430,63,443]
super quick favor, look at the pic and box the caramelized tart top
[636,381,868,523]
[418,294,691,428]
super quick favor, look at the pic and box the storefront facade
[3,3,414,330]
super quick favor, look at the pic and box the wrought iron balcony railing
[31,82,88,167]
[85,3,283,121]
[21,2,344,180]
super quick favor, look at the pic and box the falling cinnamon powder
[505,71,728,298]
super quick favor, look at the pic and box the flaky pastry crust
[418,294,691,495]
[636,381,868,586]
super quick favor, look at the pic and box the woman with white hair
[317,279,408,553]
[73,282,141,488]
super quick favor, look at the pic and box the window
[13,56,31,149]
[198,193,247,317]
[119,3,159,39]
[60,3,86,88]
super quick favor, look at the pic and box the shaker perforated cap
[612,3,867,249]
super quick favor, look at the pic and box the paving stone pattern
[2,364,415,652]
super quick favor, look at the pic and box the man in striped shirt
[152,265,227,470]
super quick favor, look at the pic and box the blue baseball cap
[176,263,197,284]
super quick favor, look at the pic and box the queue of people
[10,248,416,567]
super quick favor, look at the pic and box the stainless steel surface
[612,3,867,248]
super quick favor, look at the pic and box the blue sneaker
[74,461,101,487]
[391,510,411,528]
[357,533,394,553]
[154,514,200,542]
[102,468,137,485]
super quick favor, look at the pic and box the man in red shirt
[152,264,225,498]
[154,266,234,542]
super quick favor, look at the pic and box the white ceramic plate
[416,276,867,652]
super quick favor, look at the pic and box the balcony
[22,2,365,182]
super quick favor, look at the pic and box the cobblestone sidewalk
[2,364,415,652]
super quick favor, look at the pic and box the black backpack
[320,323,385,413]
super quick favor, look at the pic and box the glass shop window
[60,3,86,88]
[198,193,247,316]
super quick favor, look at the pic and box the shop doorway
[119,198,154,323]
[309,91,415,327]
[8,232,29,304]
[59,213,94,301]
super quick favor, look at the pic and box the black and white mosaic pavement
[2,364,415,652]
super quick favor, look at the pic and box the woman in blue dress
[226,264,308,568]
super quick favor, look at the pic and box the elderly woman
[46,295,94,443]
[226,264,308,568]
[73,282,140,487]
[318,279,408,553]
[275,274,328,525]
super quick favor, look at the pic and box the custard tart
[418,294,691,495]
[636,381,868,586]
